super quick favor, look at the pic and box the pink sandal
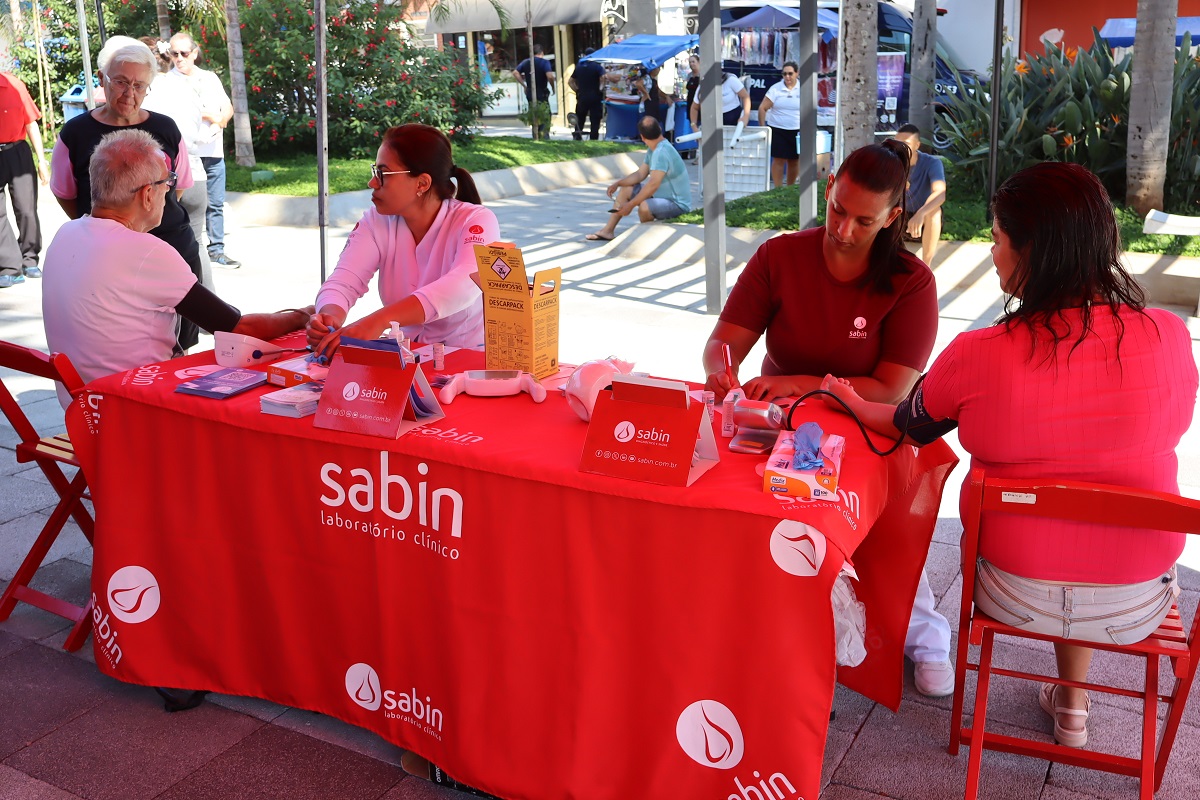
[1038,682,1090,747]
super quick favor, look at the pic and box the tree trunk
[157,0,172,40]
[1125,0,1178,215]
[224,0,256,167]
[839,0,878,154]
[908,0,936,138]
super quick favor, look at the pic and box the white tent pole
[316,0,330,281]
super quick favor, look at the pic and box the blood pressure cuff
[893,383,958,446]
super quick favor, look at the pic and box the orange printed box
[475,243,560,380]
[762,430,844,499]
[266,355,315,387]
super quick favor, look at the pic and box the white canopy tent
[424,0,600,33]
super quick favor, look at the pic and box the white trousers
[905,568,952,663]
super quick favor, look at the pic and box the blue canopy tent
[582,34,701,144]
[580,34,700,69]
[1099,16,1200,47]
[725,3,838,39]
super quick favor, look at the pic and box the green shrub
[935,30,1200,213]
[516,100,552,138]
[225,0,502,157]
[1166,37,1200,211]
[935,32,1130,197]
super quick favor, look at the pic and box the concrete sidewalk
[1,175,1199,799]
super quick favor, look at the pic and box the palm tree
[908,0,936,138]
[223,0,254,166]
[1125,0,1178,215]
[156,0,172,40]
[839,0,878,154]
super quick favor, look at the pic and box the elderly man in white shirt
[42,129,309,406]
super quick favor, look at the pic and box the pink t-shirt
[923,305,1198,583]
[720,227,938,378]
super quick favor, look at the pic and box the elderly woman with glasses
[306,124,500,356]
[49,36,206,351]
[758,61,801,188]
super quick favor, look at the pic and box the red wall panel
[1020,0,1200,58]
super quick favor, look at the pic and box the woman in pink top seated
[307,124,501,354]
[822,162,1198,748]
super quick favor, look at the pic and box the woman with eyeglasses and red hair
[307,124,500,356]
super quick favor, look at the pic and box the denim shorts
[632,183,686,220]
[973,558,1179,646]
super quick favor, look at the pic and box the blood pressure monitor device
[439,370,547,404]
[732,398,784,430]
[727,399,785,454]
[214,332,297,368]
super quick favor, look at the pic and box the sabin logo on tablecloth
[676,699,744,770]
[677,699,803,799]
[769,520,827,577]
[346,662,382,711]
[343,662,445,739]
[106,565,161,624]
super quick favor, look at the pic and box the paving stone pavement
[1,131,1199,798]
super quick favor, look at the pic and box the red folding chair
[0,341,95,651]
[948,467,1200,800]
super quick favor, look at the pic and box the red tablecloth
[67,342,957,800]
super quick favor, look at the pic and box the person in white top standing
[758,61,801,188]
[689,70,750,130]
[168,32,239,268]
[141,35,213,290]
[306,124,501,355]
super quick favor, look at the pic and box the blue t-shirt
[646,142,692,212]
[516,56,554,102]
[906,151,946,212]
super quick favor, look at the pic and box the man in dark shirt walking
[569,48,605,140]
[512,44,555,138]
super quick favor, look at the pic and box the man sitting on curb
[42,129,310,407]
[894,123,946,266]
[586,116,691,242]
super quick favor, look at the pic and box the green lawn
[673,180,1200,258]
[226,136,641,195]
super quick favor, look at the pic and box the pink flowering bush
[211,0,500,157]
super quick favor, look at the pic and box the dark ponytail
[381,124,484,206]
[452,166,482,205]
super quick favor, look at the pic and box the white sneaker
[914,659,955,697]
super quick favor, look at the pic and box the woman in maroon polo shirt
[700,139,954,699]
[702,139,937,405]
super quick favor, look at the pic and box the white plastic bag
[831,565,867,667]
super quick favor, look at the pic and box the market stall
[581,34,699,145]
